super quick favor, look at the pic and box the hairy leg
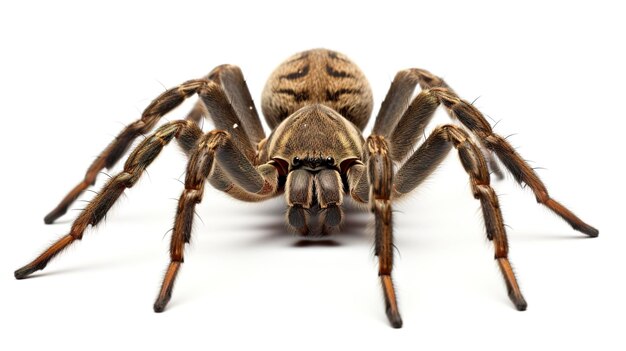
[395,124,527,310]
[16,120,202,279]
[365,135,403,328]
[377,72,598,237]
[375,68,503,176]
[426,83,597,236]
[46,63,267,224]
[44,79,208,224]
[154,130,278,311]
[207,65,266,145]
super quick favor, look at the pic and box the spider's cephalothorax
[265,103,365,235]
[16,48,598,328]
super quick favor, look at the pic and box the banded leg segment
[383,68,597,236]
[350,90,440,201]
[154,133,214,312]
[411,67,504,178]
[154,130,279,312]
[367,135,403,328]
[395,124,527,310]
[44,79,209,224]
[425,82,597,236]
[16,120,203,279]
[45,64,268,224]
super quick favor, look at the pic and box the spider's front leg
[154,131,278,312]
[395,124,527,310]
[363,135,403,328]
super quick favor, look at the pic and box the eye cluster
[292,156,335,169]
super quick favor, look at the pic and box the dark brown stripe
[276,89,309,102]
[280,65,310,80]
[326,64,354,78]
[338,106,353,123]
[326,89,361,102]
[328,50,348,62]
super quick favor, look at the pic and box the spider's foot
[577,224,599,238]
[381,275,403,328]
[43,214,56,225]
[491,168,505,181]
[154,261,181,313]
[14,262,45,280]
[153,296,170,313]
[497,258,527,311]
[44,206,67,224]
[386,308,403,329]
[509,292,528,311]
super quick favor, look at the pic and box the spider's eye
[292,157,301,167]
[326,156,335,167]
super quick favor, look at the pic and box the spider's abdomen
[261,49,373,131]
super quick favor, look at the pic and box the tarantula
[15,49,598,328]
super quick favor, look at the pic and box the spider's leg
[378,69,504,177]
[372,69,428,138]
[363,135,403,328]
[350,89,443,199]
[44,79,209,224]
[181,64,268,165]
[184,100,208,124]
[15,120,203,279]
[428,84,597,237]
[207,65,266,145]
[154,131,278,312]
[384,68,597,237]
[154,69,276,310]
[395,124,527,310]
[409,69,504,179]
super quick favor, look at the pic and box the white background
[1,1,624,350]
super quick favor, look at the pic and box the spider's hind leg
[45,63,266,225]
[380,67,597,237]
[16,120,203,279]
[431,85,597,236]
[44,79,209,224]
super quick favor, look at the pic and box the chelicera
[15,49,598,328]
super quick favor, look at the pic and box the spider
[15,49,598,328]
